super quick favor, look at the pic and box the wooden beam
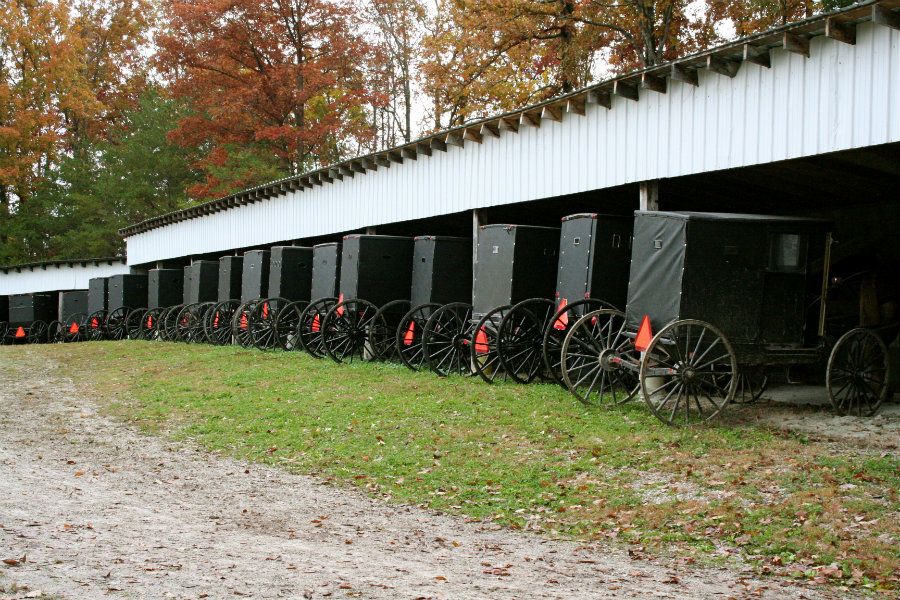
[742,44,770,68]
[463,127,483,143]
[588,89,612,109]
[707,55,740,78]
[319,171,334,184]
[613,80,638,101]
[310,173,323,186]
[541,104,563,122]
[566,97,586,115]
[445,132,464,147]
[328,168,342,181]
[872,4,900,30]
[339,165,354,178]
[826,17,856,44]
[361,158,377,171]
[394,149,410,162]
[350,160,366,174]
[520,110,541,128]
[639,180,659,211]
[480,121,500,138]
[641,72,667,93]
[783,32,809,57]
[670,63,698,87]
[416,143,432,156]
[499,116,519,133]
[375,155,391,167]
[430,137,447,152]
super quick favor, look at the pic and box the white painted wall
[0,261,131,295]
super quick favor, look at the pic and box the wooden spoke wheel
[191,303,215,344]
[560,309,640,407]
[205,301,238,346]
[62,313,87,342]
[470,306,511,384]
[160,305,184,342]
[497,298,555,384]
[395,303,441,370]
[48,320,63,343]
[0,322,9,345]
[368,299,412,362]
[125,308,147,341]
[27,320,50,344]
[106,306,132,341]
[640,319,737,426]
[733,370,769,404]
[827,328,891,417]
[86,310,109,341]
[298,298,336,358]
[274,300,308,351]
[231,301,259,348]
[542,298,617,387]
[422,303,473,377]
[321,298,379,364]
[249,297,289,351]
[141,308,165,341]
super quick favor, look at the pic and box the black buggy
[559,211,894,425]
[206,256,243,346]
[293,242,342,358]
[250,246,314,351]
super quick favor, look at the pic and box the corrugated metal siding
[0,262,132,295]
[127,22,900,265]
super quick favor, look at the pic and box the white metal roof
[123,2,900,265]
[0,258,131,296]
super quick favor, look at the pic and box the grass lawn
[9,341,899,593]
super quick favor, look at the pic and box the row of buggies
[3,211,894,424]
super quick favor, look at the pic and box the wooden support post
[873,4,900,30]
[743,44,771,68]
[783,32,810,57]
[671,64,699,86]
[641,72,667,94]
[707,55,740,78]
[613,80,639,101]
[826,17,857,44]
[480,121,500,138]
[430,137,447,152]
[365,226,376,235]
[639,181,659,211]
[400,148,416,161]
[472,209,486,283]
[589,89,612,109]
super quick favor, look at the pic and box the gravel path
[0,350,852,599]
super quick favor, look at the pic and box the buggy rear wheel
[542,298,617,387]
[640,319,737,426]
[48,320,63,343]
[125,308,146,340]
[250,297,288,351]
[827,328,890,417]
[161,305,184,342]
[298,298,336,358]
[206,301,238,346]
[274,300,308,351]
[560,309,640,407]
[396,303,441,370]
[62,313,87,342]
[471,306,511,384]
[422,303,473,377]
[106,306,131,341]
[497,298,555,384]
[231,301,259,348]
[86,310,108,341]
[141,308,164,340]
[369,299,412,362]
[321,298,379,363]
[28,320,49,344]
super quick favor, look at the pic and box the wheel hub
[681,366,696,382]
[598,349,619,371]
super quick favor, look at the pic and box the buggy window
[769,233,806,272]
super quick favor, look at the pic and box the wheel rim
[231,301,258,348]
[298,298,336,358]
[125,308,146,340]
[423,303,473,377]
[471,306,510,384]
[322,299,379,363]
[640,319,737,426]
[498,298,555,384]
[86,310,108,341]
[369,300,412,362]
[107,307,131,341]
[250,298,288,351]
[206,301,238,346]
[561,309,640,407]
[275,301,307,351]
[827,328,890,417]
[28,320,48,344]
[396,303,441,370]
[543,298,616,387]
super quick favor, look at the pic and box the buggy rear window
[769,233,807,272]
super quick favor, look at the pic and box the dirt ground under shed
[0,351,893,600]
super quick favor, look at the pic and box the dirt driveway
[0,350,867,599]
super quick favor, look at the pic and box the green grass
[4,342,898,592]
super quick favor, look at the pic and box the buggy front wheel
[827,328,890,417]
[321,298,379,364]
[640,319,737,426]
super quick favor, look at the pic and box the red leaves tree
[157,0,378,199]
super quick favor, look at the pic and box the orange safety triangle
[311,314,320,332]
[213,312,220,327]
[91,318,99,328]
[240,313,248,329]
[263,302,269,318]
[553,298,569,330]
[634,316,653,352]
[336,294,344,316]
[475,326,489,354]
[147,316,153,328]
[15,326,26,338]
[69,322,80,333]
[403,321,416,346]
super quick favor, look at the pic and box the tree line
[1,0,850,265]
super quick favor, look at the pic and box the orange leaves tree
[157,0,378,199]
